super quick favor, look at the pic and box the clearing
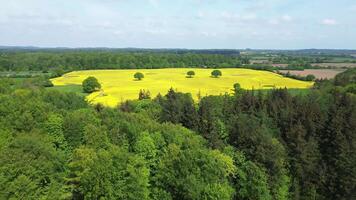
[51,68,313,107]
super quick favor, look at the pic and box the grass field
[46,85,87,96]
[51,68,314,107]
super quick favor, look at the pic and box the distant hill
[241,48,356,55]
[0,46,240,55]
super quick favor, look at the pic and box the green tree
[139,89,151,100]
[68,147,150,200]
[198,96,230,149]
[83,124,110,150]
[63,109,100,148]
[0,128,12,151]
[0,133,68,199]
[186,71,195,78]
[159,88,198,130]
[228,114,291,200]
[305,74,316,81]
[44,114,68,151]
[82,76,101,93]
[319,91,356,199]
[133,131,157,167]
[225,149,272,200]
[211,69,222,78]
[233,83,243,96]
[155,143,235,200]
[134,72,144,80]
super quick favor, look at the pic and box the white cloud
[0,0,354,48]
[321,19,337,25]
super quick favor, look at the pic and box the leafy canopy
[82,76,101,93]
[134,72,144,80]
[211,69,222,78]
[186,70,195,78]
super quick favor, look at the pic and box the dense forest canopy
[0,68,355,199]
[0,51,246,72]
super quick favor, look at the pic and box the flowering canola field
[51,68,313,107]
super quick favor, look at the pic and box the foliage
[139,89,151,100]
[0,51,245,72]
[134,72,144,80]
[158,88,198,130]
[305,74,316,81]
[229,149,272,200]
[334,68,356,86]
[187,70,195,78]
[82,76,101,93]
[211,69,222,78]
[0,67,355,200]
[0,133,68,199]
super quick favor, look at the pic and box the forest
[2,49,352,75]
[0,64,355,199]
[0,51,247,72]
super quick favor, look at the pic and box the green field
[51,68,313,107]
[47,85,86,96]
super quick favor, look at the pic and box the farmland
[51,68,313,106]
[278,69,346,79]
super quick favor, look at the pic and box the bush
[344,84,356,94]
[211,70,222,78]
[134,72,144,80]
[305,74,316,81]
[82,76,101,93]
[43,79,54,87]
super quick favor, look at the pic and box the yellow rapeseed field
[51,68,313,107]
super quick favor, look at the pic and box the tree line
[0,52,248,72]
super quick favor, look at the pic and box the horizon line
[1,45,356,51]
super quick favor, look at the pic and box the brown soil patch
[278,69,346,79]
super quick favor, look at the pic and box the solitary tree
[211,70,222,78]
[233,83,243,96]
[82,76,101,93]
[134,72,144,81]
[186,71,195,78]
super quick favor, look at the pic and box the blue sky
[0,0,355,49]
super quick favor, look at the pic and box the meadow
[51,68,313,106]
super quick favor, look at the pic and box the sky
[0,0,355,49]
